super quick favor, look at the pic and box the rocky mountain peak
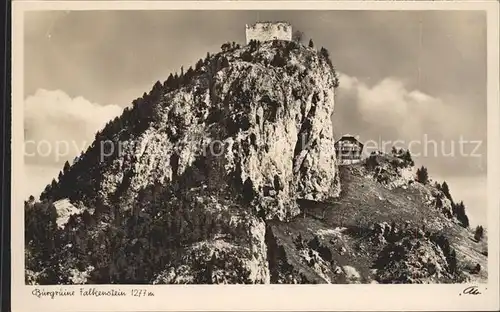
[43,39,341,222]
[25,38,486,286]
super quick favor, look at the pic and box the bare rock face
[95,40,340,221]
[153,220,270,284]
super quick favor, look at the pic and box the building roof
[334,134,364,148]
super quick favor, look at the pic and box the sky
[23,10,487,226]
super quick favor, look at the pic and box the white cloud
[24,89,123,198]
[337,73,476,141]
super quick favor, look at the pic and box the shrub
[365,155,378,170]
[220,57,230,69]
[319,47,331,64]
[241,50,253,62]
[292,30,304,43]
[400,150,414,167]
[271,52,286,67]
[448,249,458,274]
[248,39,259,52]
[221,42,232,52]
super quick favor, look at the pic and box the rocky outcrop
[152,214,270,284]
[53,199,82,229]
[260,159,487,285]
[62,40,340,222]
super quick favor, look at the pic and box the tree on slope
[308,39,314,48]
[474,225,484,242]
[416,166,429,184]
[292,30,304,43]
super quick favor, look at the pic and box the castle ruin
[245,22,292,44]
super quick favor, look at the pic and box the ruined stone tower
[245,22,292,44]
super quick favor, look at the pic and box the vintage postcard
[11,0,500,311]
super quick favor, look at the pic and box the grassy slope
[268,160,488,284]
[302,164,450,230]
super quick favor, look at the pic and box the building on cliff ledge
[245,22,292,44]
[334,134,364,165]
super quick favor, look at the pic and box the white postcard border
[11,1,500,311]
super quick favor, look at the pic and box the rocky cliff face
[58,40,340,221]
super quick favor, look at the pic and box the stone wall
[245,22,292,44]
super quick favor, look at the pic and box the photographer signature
[460,286,484,296]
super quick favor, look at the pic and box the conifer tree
[441,181,453,203]
[152,80,162,94]
[63,161,70,174]
[195,59,204,71]
[474,225,484,241]
[452,201,470,228]
[50,178,57,190]
[185,66,194,81]
[416,166,429,184]
[166,74,174,88]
